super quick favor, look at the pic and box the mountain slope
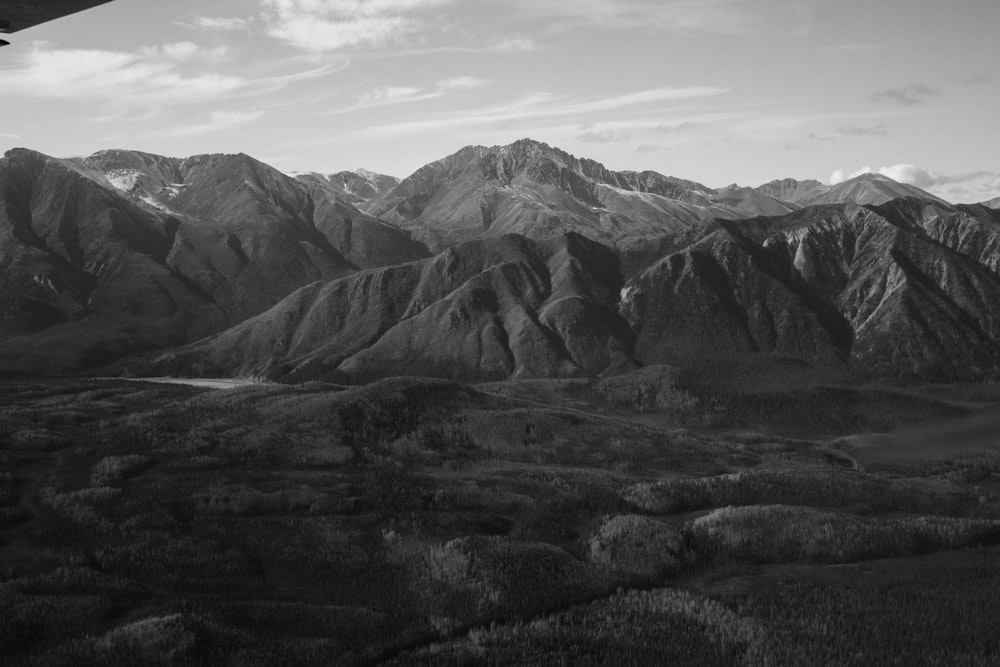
[364,139,734,252]
[797,173,951,207]
[150,233,635,383]
[152,197,1000,383]
[624,199,1000,380]
[295,169,400,206]
[0,148,228,370]
[0,148,427,372]
[364,139,949,254]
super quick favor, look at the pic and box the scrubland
[2,362,1000,664]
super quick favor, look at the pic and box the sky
[1,0,999,202]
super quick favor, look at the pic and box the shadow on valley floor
[1,365,1000,664]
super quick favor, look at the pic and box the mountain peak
[842,171,894,184]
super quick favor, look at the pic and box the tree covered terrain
[2,360,1000,665]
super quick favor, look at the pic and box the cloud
[836,123,889,136]
[261,0,453,51]
[336,76,491,112]
[657,121,698,134]
[492,35,538,52]
[504,0,750,34]
[435,76,490,92]
[955,72,998,86]
[353,87,731,137]
[828,166,872,184]
[636,144,670,153]
[0,132,20,139]
[870,83,941,106]
[168,110,267,137]
[0,42,245,106]
[829,163,1000,203]
[188,16,252,32]
[576,123,629,143]
[822,42,885,52]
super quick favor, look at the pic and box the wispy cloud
[261,0,454,51]
[492,35,538,52]
[186,16,252,32]
[954,72,998,86]
[505,0,750,34]
[836,123,889,136]
[871,83,941,106]
[576,123,629,143]
[0,42,245,105]
[334,75,490,112]
[353,87,731,137]
[636,144,671,153]
[0,41,344,118]
[657,121,700,134]
[822,42,885,52]
[167,110,267,137]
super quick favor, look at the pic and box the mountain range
[2,138,999,381]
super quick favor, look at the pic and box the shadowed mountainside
[147,195,1000,383]
[150,233,635,383]
[0,148,428,372]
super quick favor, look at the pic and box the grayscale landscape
[2,0,1000,665]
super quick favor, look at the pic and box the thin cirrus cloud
[836,123,889,136]
[576,123,630,143]
[167,110,267,137]
[187,16,253,32]
[260,0,454,51]
[506,0,750,33]
[353,86,731,137]
[334,76,491,112]
[870,83,941,106]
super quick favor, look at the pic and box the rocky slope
[151,233,634,383]
[364,139,732,252]
[151,196,1000,383]
[0,148,426,372]
[4,139,998,382]
[294,169,400,206]
[364,139,949,253]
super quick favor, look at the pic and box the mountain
[0,148,427,373]
[755,178,826,204]
[363,139,734,253]
[363,139,950,254]
[982,196,1000,209]
[4,139,995,382]
[84,150,428,271]
[148,195,1000,383]
[625,199,1000,380]
[294,169,400,206]
[795,173,952,207]
[150,233,634,383]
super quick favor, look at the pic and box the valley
[1,370,999,664]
